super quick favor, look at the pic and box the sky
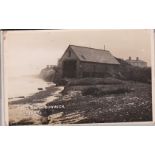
[4,29,152,77]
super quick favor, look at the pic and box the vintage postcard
[2,29,154,125]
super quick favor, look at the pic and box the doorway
[63,60,77,78]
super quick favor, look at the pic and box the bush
[66,77,122,86]
[116,58,151,83]
[82,86,131,96]
[122,67,151,83]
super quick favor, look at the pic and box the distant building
[45,65,56,69]
[57,45,120,78]
[126,56,147,68]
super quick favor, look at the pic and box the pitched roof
[69,45,120,65]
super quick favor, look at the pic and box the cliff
[39,65,56,82]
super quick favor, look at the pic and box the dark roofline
[69,44,110,53]
[69,45,120,65]
[59,44,120,65]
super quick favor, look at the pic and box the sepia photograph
[3,29,153,125]
[0,30,2,126]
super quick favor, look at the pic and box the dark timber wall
[79,61,119,78]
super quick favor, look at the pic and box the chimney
[136,57,139,61]
[103,45,106,50]
[129,56,131,60]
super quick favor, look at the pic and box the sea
[8,75,55,99]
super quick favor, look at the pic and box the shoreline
[9,80,152,125]
[8,75,55,101]
[9,85,61,105]
[9,85,64,125]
